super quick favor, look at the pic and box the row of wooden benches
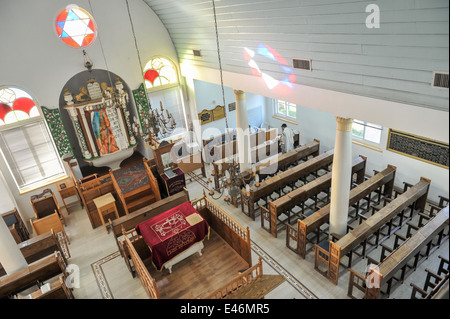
[234,139,449,299]
[0,244,73,299]
[347,204,448,299]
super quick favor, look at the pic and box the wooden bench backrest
[0,231,63,277]
[251,147,334,200]
[30,276,74,299]
[30,212,64,237]
[0,252,66,299]
[328,177,431,284]
[267,156,366,237]
[19,231,64,264]
[365,205,449,299]
[297,165,397,258]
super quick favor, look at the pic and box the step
[126,193,156,213]
[123,184,151,199]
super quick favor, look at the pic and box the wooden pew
[110,190,190,274]
[0,252,67,299]
[243,143,330,220]
[410,255,449,299]
[30,212,70,245]
[0,231,67,277]
[77,174,127,229]
[206,258,285,299]
[352,205,449,299]
[289,165,397,258]
[241,138,320,182]
[319,177,431,285]
[20,276,74,299]
[211,131,277,190]
[264,155,367,238]
[211,131,300,190]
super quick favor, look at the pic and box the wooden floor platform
[145,229,250,299]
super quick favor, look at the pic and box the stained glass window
[55,5,97,48]
[0,86,65,191]
[0,87,40,126]
[143,57,178,90]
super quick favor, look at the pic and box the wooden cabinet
[2,208,30,244]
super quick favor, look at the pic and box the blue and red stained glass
[55,6,97,48]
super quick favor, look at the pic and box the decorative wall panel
[387,129,449,169]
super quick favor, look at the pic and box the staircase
[110,160,161,215]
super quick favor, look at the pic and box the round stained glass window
[55,5,97,48]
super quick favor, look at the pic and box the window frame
[351,120,383,150]
[0,86,66,193]
[144,56,180,93]
[142,56,189,139]
[275,100,297,119]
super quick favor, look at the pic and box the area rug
[113,163,149,195]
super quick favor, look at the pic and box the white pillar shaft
[329,117,354,238]
[0,217,27,275]
[234,90,250,171]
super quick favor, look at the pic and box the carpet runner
[113,163,149,195]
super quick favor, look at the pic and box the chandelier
[206,0,260,204]
[132,100,177,147]
[125,0,177,148]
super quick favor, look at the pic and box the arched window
[141,57,187,140]
[0,87,40,126]
[143,57,179,90]
[0,86,65,192]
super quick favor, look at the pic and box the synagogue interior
[0,0,448,302]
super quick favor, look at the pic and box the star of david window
[55,5,97,48]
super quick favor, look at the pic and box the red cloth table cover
[135,201,210,271]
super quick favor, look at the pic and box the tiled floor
[59,167,447,300]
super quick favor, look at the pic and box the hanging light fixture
[208,0,258,204]
[125,0,176,147]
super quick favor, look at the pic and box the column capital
[233,89,245,100]
[335,116,353,132]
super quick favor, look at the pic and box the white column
[329,116,354,238]
[0,217,27,275]
[234,89,250,172]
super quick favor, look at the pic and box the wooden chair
[30,192,65,226]
[30,212,70,245]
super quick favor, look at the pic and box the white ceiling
[142,0,449,112]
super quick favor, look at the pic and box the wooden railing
[192,194,250,244]
[206,258,263,299]
[122,229,160,299]
[192,193,252,266]
[347,268,367,299]
[109,169,128,215]
[143,158,161,201]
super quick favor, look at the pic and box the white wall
[193,80,267,140]
[0,0,178,225]
[266,104,449,204]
